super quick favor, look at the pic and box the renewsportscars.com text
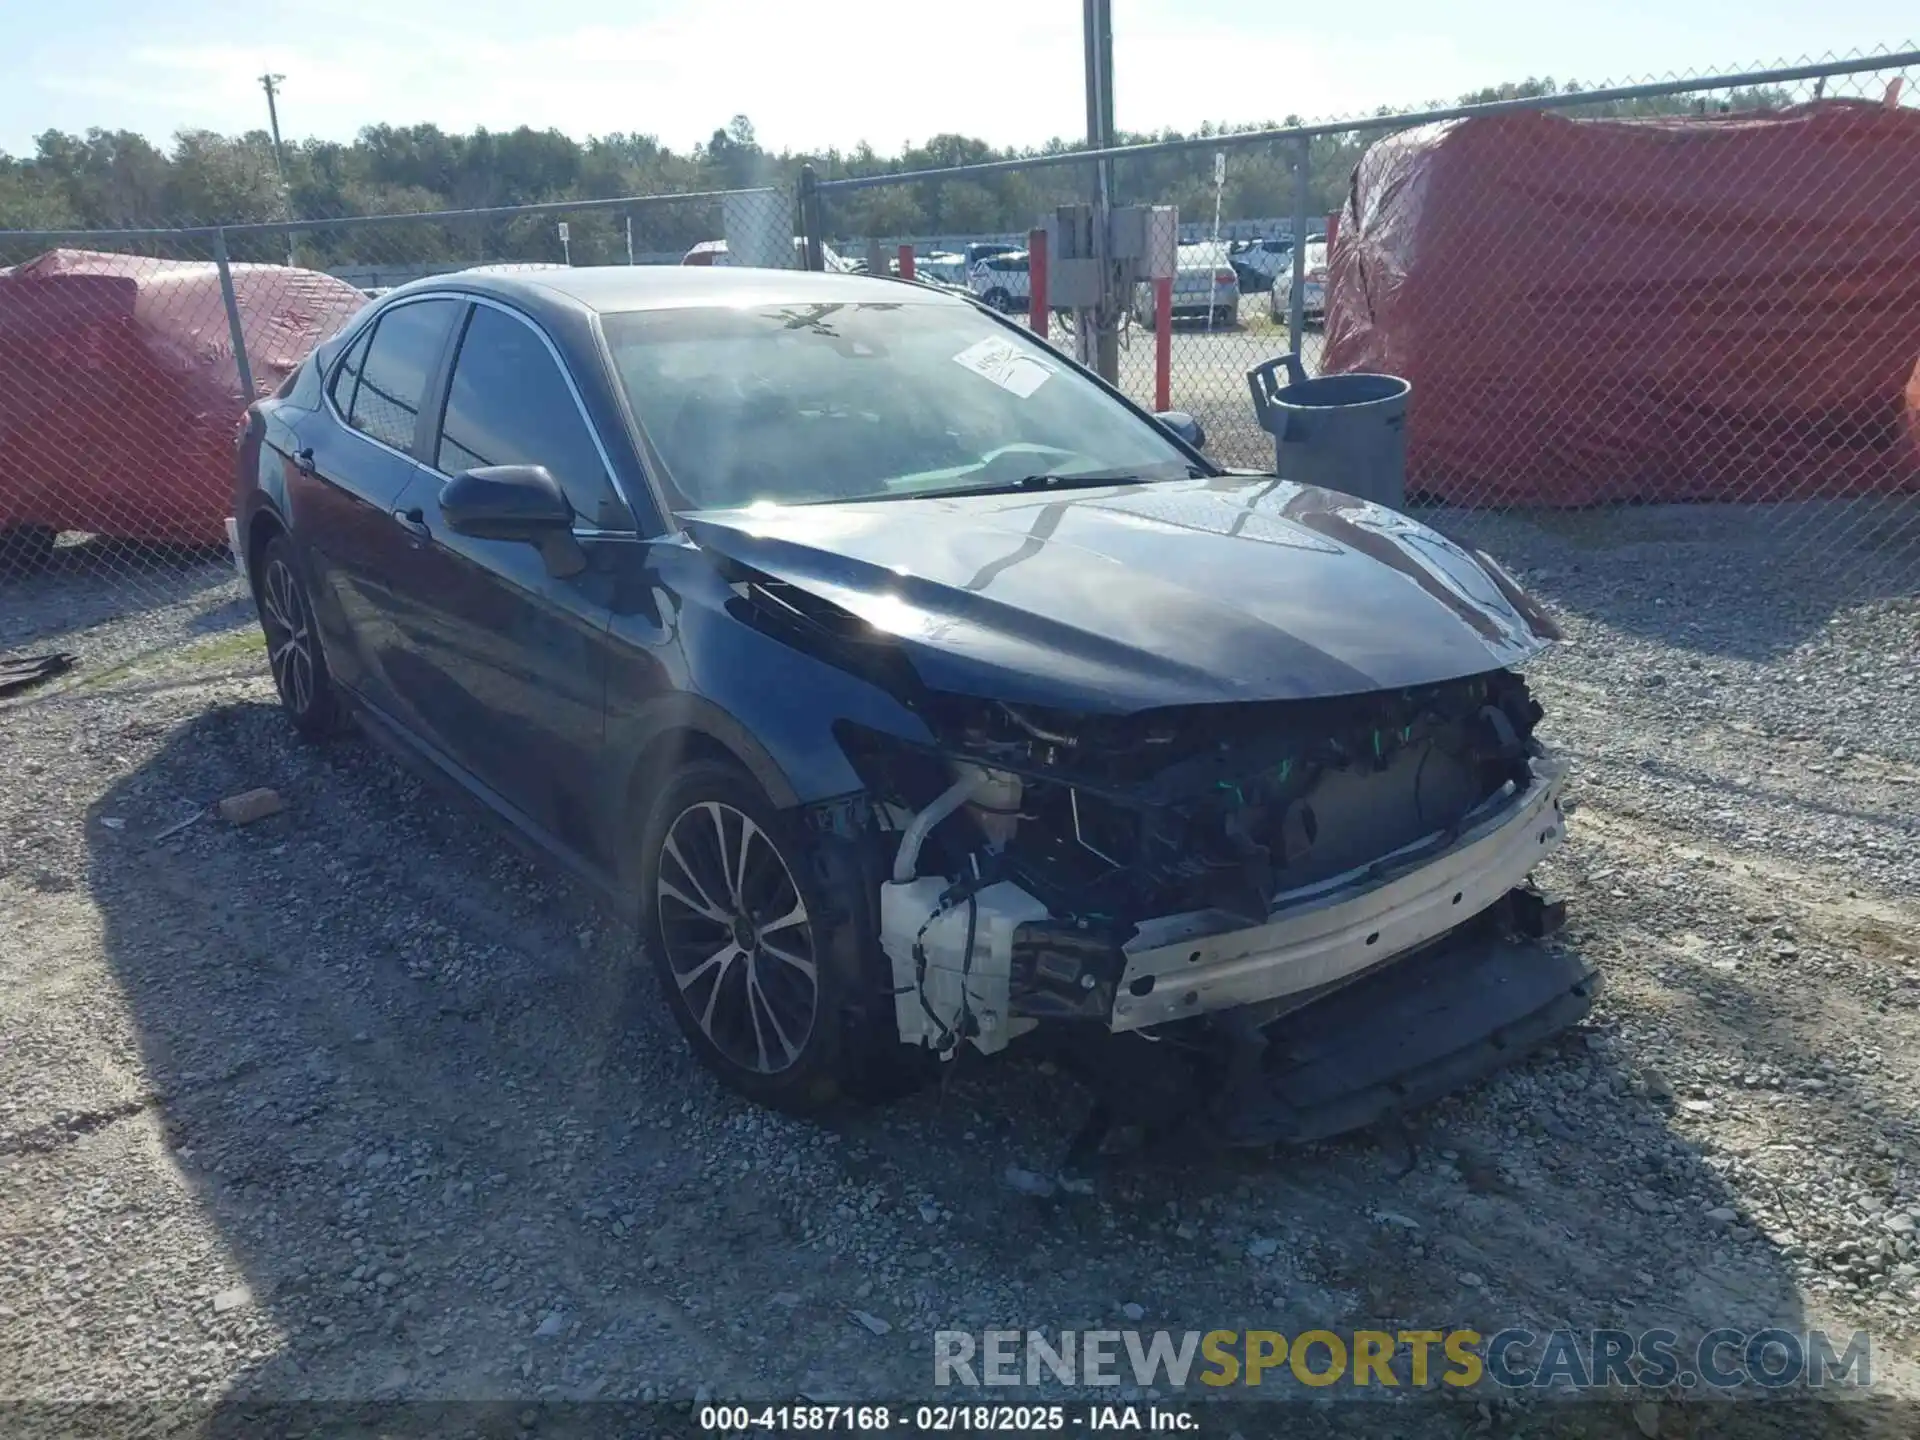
[933,1327,1872,1392]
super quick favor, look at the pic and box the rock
[211,1286,252,1314]
[1122,1302,1146,1321]
[218,788,286,826]
[1641,1069,1676,1101]
[1885,1213,1917,1235]
[1680,1099,1716,1115]
[850,1309,891,1336]
[1372,1211,1421,1230]
[1631,1398,1661,1438]
[1458,1272,1484,1288]
[1247,1238,1278,1259]
[1003,1166,1057,1199]
[1630,1192,1663,1216]
[1704,1207,1739,1226]
[534,1311,566,1338]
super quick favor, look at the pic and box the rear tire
[983,287,1012,313]
[0,525,56,577]
[638,760,909,1113]
[254,534,345,740]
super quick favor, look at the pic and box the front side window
[435,305,618,524]
[603,300,1197,512]
[348,298,459,452]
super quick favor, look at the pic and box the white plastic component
[956,764,1022,849]
[891,771,986,883]
[881,877,1051,1057]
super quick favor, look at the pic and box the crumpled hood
[685,476,1559,712]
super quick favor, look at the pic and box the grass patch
[63,626,264,696]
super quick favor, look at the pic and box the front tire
[983,287,1012,313]
[254,534,344,740]
[639,760,897,1113]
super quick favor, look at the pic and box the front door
[380,299,626,867]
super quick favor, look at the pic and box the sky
[3,0,1915,160]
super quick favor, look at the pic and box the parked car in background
[913,252,970,288]
[682,238,856,272]
[229,263,1584,1144]
[1228,234,1325,293]
[968,251,1030,312]
[1271,239,1329,326]
[1132,241,1240,329]
[961,241,1022,268]
[1229,237,1291,292]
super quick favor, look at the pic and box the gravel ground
[1,508,1917,1439]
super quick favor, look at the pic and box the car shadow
[76,702,1864,1425]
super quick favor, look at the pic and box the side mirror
[439,465,585,577]
[1156,411,1206,451]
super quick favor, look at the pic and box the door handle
[392,506,431,540]
[293,447,316,477]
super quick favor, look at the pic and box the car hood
[684,476,1560,712]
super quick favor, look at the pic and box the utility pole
[1081,0,1119,381]
[259,73,296,266]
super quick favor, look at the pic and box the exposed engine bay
[835,668,1591,1145]
[717,502,1593,1147]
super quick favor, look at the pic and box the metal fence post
[1288,135,1309,365]
[798,164,825,272]
[212,227,256,400]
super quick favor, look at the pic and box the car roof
[387,264,966,318]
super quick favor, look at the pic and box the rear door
[289,295,462,710]
[380,299,624,864]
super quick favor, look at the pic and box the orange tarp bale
[0,250,365,545]
[1322,101,1920,506]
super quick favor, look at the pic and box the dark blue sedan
[232,264,1588,1144]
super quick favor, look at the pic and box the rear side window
[347,299,459,452]
[328,327,373,413]
[435,304,621,527]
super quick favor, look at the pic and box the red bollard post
[1027,227,1048,339]
[1325,211,1339,252]
[897,244,915,281]
[1153,276,1172,412]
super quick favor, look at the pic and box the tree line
[0,80,1796,270]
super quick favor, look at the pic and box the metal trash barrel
[1247,353,1411,510]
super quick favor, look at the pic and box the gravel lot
[2,503,1917,1438]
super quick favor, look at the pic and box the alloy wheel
[655,800,819,1075]
[261,556,316,716]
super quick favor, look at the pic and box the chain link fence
[5,54,1919,681]
[814,50,1920,600]
[0,185,792,668]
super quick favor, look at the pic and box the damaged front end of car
[829,671,1592,1147]
[704,491,1594,1147]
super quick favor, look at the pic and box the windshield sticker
[951,337,1053,399]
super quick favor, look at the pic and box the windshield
[602,301,1198,510]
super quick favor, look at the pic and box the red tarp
[1321,101,1920,506]
[0,250,365,545]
